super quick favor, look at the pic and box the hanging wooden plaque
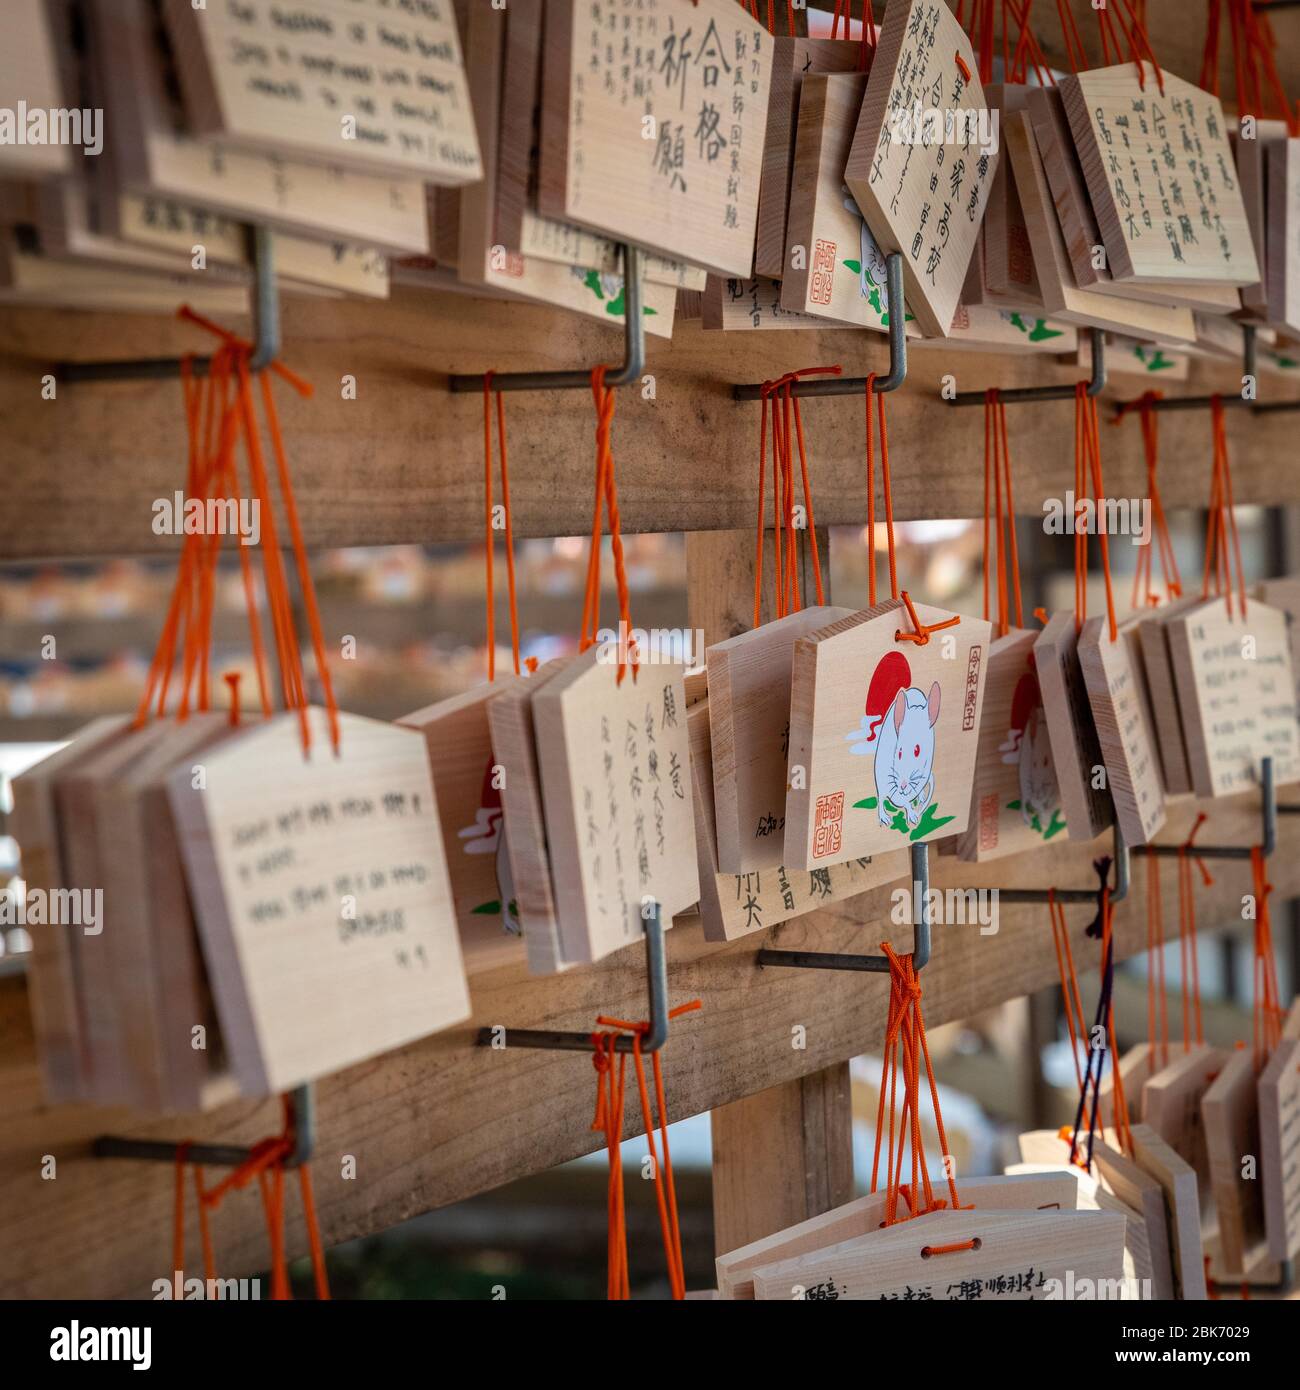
[1078,615,1168,846]
[1033,611,1115,842]
[532,650,698,965]
[1090,1137,1177,1301]
[749,1207,1126,1301]
[784,599,991,871]
[843,0,997,338]
[0,0,73,178]
[755,39,862,280]
[1233,120,1286,320]
[1142,1044,1226,1190]
[1202,1049,1269,1276]
[1267,139,1300,337]
[688,698,905,943]
[1005,107,1199,344]
[1129,1122,1208,1300]
[98,714,240,1110]
[782,73,901,331]
[91,0,430,253]
[708,606,853,875]
[956,629,1066,861]
[399,677,527,969]
[929,304,1076,353]
[1101,1043,1156,1125]
[1256,574,1300,715]
[703,274,854,330]
[457,0,678,336]
[1059,67,1258,286]
[9,717,129,1102]
[1259,1015,1300,1264]
[169,709,470,1096]
[537,0,773,278]
[1134,598,1200,797]
[486,659,574,976]
[494,0,545,254]
[716,1171,1080,1299]
[162,0,482,182]
[1166,596,1300,798]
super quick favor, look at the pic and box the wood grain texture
[1130,1120,1208,1300]
[1,783,1289,1296]
[1202,1049,1268,1275]
[1259,1035,1300,1263]
[1135,599,1200,798]
[710,1061,855,1274]
[1142,1044,1225,1191]
[1092,1136,1176,1300]
[9,288,1300,558]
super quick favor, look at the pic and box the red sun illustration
[863,650,912,743]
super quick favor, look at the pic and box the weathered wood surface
[1,786,1288,1297]
[2,288,1295,560]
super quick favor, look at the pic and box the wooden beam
[1,787,1287,1297]
[4,292,1298,560]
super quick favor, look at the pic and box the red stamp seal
[813,791,844,859]
[810,239,836,305]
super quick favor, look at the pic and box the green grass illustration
[852,795,955,841]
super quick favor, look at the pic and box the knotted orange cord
[862,376,960,649]
[1095,0,1165,94]
[581,367,637,682]
[1048,889,1088,1098]
[982,389,1023,638]
[1203,398,1249,620]
[870,943,968,1227]
[957,0,1052,86]
[172,1097,329,1300]
[751,367,840,623]
[1250,846,1283,1070]
[1144,849,1170,1070]
[589,1000,701,1299]
[829,0,875,67]
[1178,813,1211,1050]
[1074,384,1118,642]
[482,373,523,680]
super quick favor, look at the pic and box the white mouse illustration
[872,682,940,829]
[1018,707,1061,830]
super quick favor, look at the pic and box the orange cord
[1250,845,1283,1070]
[581,367,637,682]
[589,1000,701,1299]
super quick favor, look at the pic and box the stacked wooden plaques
[13,709,471,1106]
[486,650,698,971]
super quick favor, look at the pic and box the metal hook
[732,252,908,400]
[477,904,670,1052]
[993,822,1130,904]
[1145,757,1276,861]
[91,1082,314,1168]
[56,226,280,383]
[449,244,646,393]
[1112,322,1258,416]
[756,841,932,973]
[948,327,1106,405]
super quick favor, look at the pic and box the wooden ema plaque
[1260,1003,1300,1263]
[1090,1137,1177,1300]
[1059,67,1259,287]
[538,0,773,278]
[1129,1121,1208,1300]
[457,0,678,338]
[1078,615,1168,846]
[957,629,1067,862]
[1202,1049,1268,1276]
[1166,596,1300,798]
[1004,107,1198,344]
[1234,121,1286,320]
[1256,574,1300,715]
[707,606,853,875]
[749,1207,1126,1301]
[932,304,1075,353]
[169,708,470,1095]
[785,599,991,872]
[1267,139,1300,338]
[162,0,482,182]
[1034,611,1115,843]
[980,85,1041,306]
[1135,598,1202,798]
[756,38,862,280]
[1142,1044,1225,1191]
[9,717,129,1102]
[486,660,573,976]
[1101,1043,1156,1125]
[92,0,429,254]
[399,678,527,967]
[703,274,854,330]
[688,698,905,943]
[844,0,997,338]
[532,649,698,965]
[783,73,903,332]
[716,1171,1080,1300]
[0,0,73,179]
